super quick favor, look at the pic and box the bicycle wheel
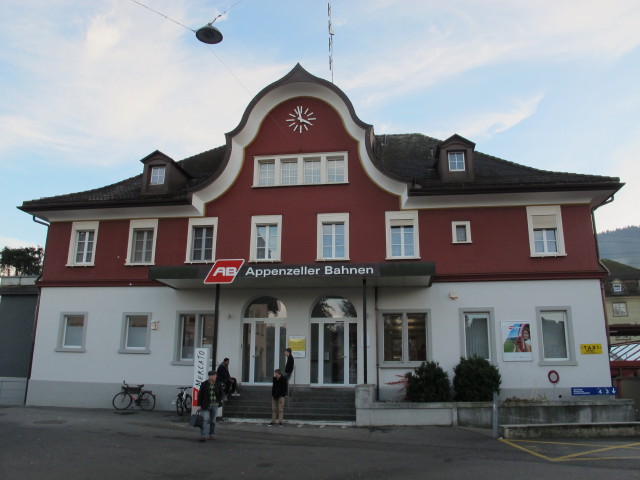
[139,392,156,411]
[112,392,132,410]
[184,394,192,415]
[176,395,185,416]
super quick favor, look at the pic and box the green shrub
[453,356,501,401]
[405,361,451,402]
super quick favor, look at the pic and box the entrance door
[311,320,357,385]
[242,296,287,384]
[310,296,358,385]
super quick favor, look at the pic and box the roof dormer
[436,134,476,182]
[140,150,191,196]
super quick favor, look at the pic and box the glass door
[311,320,357,385]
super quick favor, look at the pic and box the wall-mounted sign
[204,259,245,284]
[501,322,533,361]
[288,336,306,358]
[571,386,617,396]
[241,263,378,280]
[580,344,602,355]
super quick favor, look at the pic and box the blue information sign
[571,387,617,396]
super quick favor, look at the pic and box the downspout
[24,215,49,404]
[592,195,616,370]
[362,278,367,385]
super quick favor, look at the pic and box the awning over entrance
[149,262,436,289]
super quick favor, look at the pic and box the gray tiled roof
[20,135,620,211]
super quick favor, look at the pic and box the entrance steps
[221,385,356,423]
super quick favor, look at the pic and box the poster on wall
[501,322,533,361]
[288,336,306,358]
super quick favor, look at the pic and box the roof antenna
[328,2,335,83]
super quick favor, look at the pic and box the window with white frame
[452,221,471,244]
[448,152,465,171]
[385,211,419,259]
[537,308,575,364]
[381,312,428,364]
[526,206,566,257]
[185,217,218,263]
[461,311,493,360]
[56,313,87,352]
[120,314,151,353]
[317,213,349,260]
[613,302,628,317]
[125,219,158,265]
[612,283,623,293]
[150,166,166,185]
[254,152,348,187]
[176,313,215,362]
[250,215,282,262]
[67,221,99,266]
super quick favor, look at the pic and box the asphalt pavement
[1,406,639,479]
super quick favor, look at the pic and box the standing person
[216,358,240,397]
[196,370,224,442]
[284,347,294,383]
[268,369,287,427]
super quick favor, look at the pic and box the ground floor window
[120,314,151,353]
[177,313,215,362]
[57,313,87,352]
[462,311,492,360]
[380,312,427,365]
[537,308,574,364]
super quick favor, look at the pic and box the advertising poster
[501,322,533,361]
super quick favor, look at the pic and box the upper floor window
[317,213,349,261]
[612,302,628,317]
[448,152,465,171]
[385,211,419,259]
[67,221,99,266]
[537,308,575,364]
[185,218,218,263]
[150,166,166,185]
[526,206,566,257]
[254,152,348,187]
[56,313,87,352]
[250,215,282,262]
[612,283,623,293]
[125,219,158,265]
[452,221,471,244]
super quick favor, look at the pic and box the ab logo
[204,259,245,284]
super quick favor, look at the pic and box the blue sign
[571,387,617,396]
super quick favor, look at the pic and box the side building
[19,64,623,409]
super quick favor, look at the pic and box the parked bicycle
[112,381,156,411]
[175,386,193,416]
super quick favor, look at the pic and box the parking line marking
[500,439,640,463]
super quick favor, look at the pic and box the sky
[1,0,639,249]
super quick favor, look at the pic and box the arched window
[244,296,287,318]
[311,296,356,318]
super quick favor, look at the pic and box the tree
[0,246,44,276]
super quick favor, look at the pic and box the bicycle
[112,381,156,411]
[175,386,193,416]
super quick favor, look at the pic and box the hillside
[597,226,640,269]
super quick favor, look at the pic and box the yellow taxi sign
[580,344,603,355]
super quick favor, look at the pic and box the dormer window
[448,152,465,171]
[150,166,166,185]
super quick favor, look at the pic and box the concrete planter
[355,384,636,428]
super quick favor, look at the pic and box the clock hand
[299,118,313,125]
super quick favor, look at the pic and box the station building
[20,64,623,409]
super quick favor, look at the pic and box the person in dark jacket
[196,370,224,442]
[284,348,294,383]
[216,358,239,397]
[268,369,287,427]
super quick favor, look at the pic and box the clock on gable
[286,105,316,133]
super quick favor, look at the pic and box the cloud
[430,92,546,140]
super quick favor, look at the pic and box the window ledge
[171,360,195,366]
[65,263,95,267]
[530,253,567,258]
[538,360,577,366]
[118,349,150,354]
[55,347,86,353]
[125,262,156,266]
[385,256,421,261]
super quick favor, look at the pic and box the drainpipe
[592,196,615,359]
[362,278,367,385]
